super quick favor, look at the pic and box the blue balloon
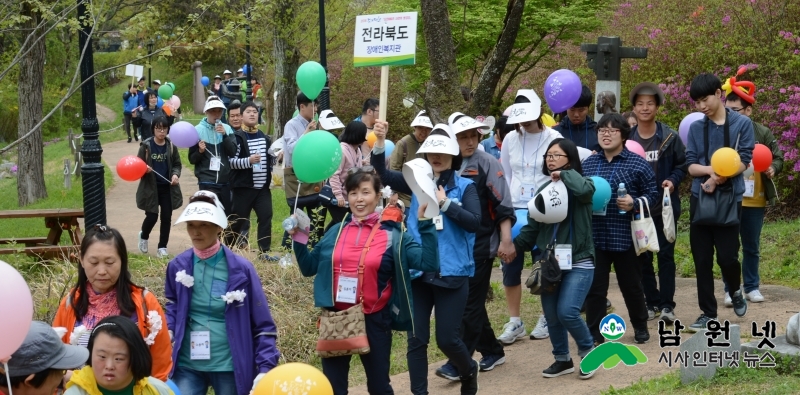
[166,379,181,395]
[201,76,210,87]
[590,176,612,211]
[512,209,527,239]
[242,65,250,75]
[384,140,395,157]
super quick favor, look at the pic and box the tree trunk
[469,0,525,116]
[272,0,299,141]
[420,0,463,123]
[17,3,47,206]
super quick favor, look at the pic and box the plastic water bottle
[617,183,628,214]
[282,217,298,232]
[330,198,349,207]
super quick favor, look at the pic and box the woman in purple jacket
[165,191,280,395]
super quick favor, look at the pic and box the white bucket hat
[448,112,491,135]
[175,201,228,229]
[203,96,227,113]
[402,158,440,218]
[237,68,244,73]
[527,180,568,224]
[507,89,542,124]
[318,109,345,131]
[223,69,232,75]
[410,110,433,128]
[417,124,459,156]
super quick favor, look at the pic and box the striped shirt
[583,148,658,252]
[230,130,269,189]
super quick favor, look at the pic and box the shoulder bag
[315,223,380,358]
[525,224,562,295]
[692,115,740,226]
[631,197,660,255]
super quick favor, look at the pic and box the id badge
[190,331,211,360]
[555,244,573,270]
[209,156,221,171]
[336,274,358,304]
[433,215,444,230]
[743,179,755,198]
[519,183,536,203]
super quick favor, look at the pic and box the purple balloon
[169,121,200,148]
[678,112,704,145]
[544,69,582,113]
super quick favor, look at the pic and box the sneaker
[435,362,459,381]
[478,354,505,372]
[138,231,148,253]
[634,327,650,344]
[731,289,748,317]
[156,248,168,258]
[685,314,713,333]
[542,360,574,378]
[260,253,281,261]
[724,293,733,307]
[530,315,549,339]
[606,298,613,313]
[134,133,139,142]
[660,307,676,324]
[497,320,526,344]
[127,137,132,143]
[647,306,660,321]
[459,362,479,395]
[578,367,596,380]
[746,290,765,303]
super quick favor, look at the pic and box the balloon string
[291,182,301,257]
[3,362,12,395]
[151,170,172,183]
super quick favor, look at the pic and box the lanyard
[595,157,622,186]
[522,130,546,171]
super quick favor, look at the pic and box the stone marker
[680,324,740,384]
[741,313,800,357]
[579,36,648,120]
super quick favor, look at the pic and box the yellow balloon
[710,147,741,177]
[253,363,333,395]
[366,131,377,148]
[541,113,557,127]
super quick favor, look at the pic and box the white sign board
[125,64,144,78]
[354,12,417,68]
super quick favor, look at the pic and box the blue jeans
[541,268,595,361]
[724,206,764,293]
[172,366,237,395]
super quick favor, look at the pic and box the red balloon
[752,143,772,172]
[116,155,147,181]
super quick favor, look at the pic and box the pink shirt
[330,143,364,201]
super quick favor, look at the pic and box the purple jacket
[165,246,279,395]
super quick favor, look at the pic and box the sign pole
[379,65,389,120]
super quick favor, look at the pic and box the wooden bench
[0,209,84,261]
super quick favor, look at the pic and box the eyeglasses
[544,153,568,161]
[597,128,621,136]
[728,107,746,113]
[347,166,375,176]
[154,126,167,132]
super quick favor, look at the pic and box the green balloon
[292,109,299,118]
[166,82,176,91]
[295,61,327,100]
[158,85,174,100]
[293,130,342,183]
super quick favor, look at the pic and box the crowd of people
[0,71,778,395]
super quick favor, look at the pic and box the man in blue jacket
[122,83,140,143]
[629,82,687,325]
[553,85,600,152]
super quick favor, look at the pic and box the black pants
[326,205,349,232]
[460,258,504,358]
[141,183,172,249]
[321,308,394,395]
[586,247,649,344]
[689,196,742,318]
[231,187,273,252]
[280,194,327,249]
[640,214,677,310]
[199,183,234,244]
[407,279,473,395]
[123,113,133,138]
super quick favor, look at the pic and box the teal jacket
[513,170,596,263]
[293,216,439,332]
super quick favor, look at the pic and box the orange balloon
[163,105,172,116]
[366,131,377,148]
[710,147,741,177]
[253,363,332,395]
[116,155,147,181]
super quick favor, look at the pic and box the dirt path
[349,275,800,394]
[102,139,198,256]
[96,103,117,124]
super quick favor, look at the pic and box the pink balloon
[170,95,181,109]
[0,260,34,359]
[626,140,646,158]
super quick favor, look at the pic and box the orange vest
[52,285,173,381]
